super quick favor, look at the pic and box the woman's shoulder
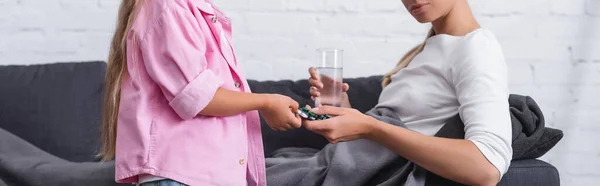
[455,29,504,58]
[450,29,506,67]
[445,29,507,81]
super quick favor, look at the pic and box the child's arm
[198,88,296,117]
[200,88,302,130]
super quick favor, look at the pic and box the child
[99,0,302,185]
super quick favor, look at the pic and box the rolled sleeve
[139,7,222,120]
[169,70,222,120]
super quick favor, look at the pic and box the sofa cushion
[0,62,106,162]
[499,159,560,186]
[424,159,560,186]
[0,128,127,186]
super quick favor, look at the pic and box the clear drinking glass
[315,48,344,107]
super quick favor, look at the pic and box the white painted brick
[509,85,577,108]
[233,37,303,61]
[5,30,48,52]
[499,38,571,61]
[535,15,596,39]
[0,0,18,5]
[505,61,534,85]
[0,5,15,26]
[553,114,600,152]
[54,8,117,32]
[315,15,363,37]
[564,153,600,175]
[269,58,313,80]
[244,13,318,37]
[58,0,98,10]
[532,62,600,85]
[285,0,324,12]
[239,60,276,81]
[5,5,59,31]
[350,38,418,63]
[478,16,537,39]
[315,14,428,37]
[344,61,390,78]
[365,0,403,12]
[561,177,600,186]
[19,0,62,8]
[588,0,600,16]
[325,0,365,13]
[243,0,284,12]
[98,0,120,9]
[469,0,550,16]
[572,40,600,62]
[574,86,600,109]
[68,31,113,60]
[550,0,587,16]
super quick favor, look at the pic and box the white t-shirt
[376,28,513,177]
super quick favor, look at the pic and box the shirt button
[211,16,218,23]
[234,82,241,88]
[239,158,245,165]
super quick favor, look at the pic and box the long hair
[99,0,144,161]
[382,28,436,87]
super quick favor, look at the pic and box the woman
[305,0,511,185]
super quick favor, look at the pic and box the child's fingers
[342,83,350,92]
[289,114,302,128]
[289,100,299,111]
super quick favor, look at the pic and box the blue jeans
[139,179,186,186]
[139,179,247,186]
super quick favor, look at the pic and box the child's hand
[259,94,302,131]
[308,67,351,108]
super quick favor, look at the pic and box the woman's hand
[302,106,376,143]
[259,94,302,131]
[308,67,351,108]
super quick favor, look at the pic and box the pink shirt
[115,0,266,185]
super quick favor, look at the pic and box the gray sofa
[0,62,560,186]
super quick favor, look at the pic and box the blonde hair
[382,28,436,87]
[99,0,144,161]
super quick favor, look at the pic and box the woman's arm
[305,108,500,186]
[367,121,499,186]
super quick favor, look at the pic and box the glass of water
[315,48,344,107]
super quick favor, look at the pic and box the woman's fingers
[310,86,320,97]
[304,120,331,132]
[311,106,346,116]
[308,78,323,89]
[309,67,319,78]
[342,83,350,92]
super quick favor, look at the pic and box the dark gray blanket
[266,95,563,186]
[0,128,125,186]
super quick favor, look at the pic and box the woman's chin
[413,15,436,23]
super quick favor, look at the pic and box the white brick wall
[0,0,599,185]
